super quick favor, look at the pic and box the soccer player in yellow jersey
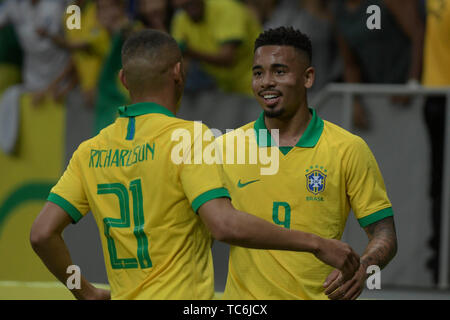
[220,27,398,300]
[29,29,360,300]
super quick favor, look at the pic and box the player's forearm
[30,232,93,299]
[220,208,319,253]
[361,217,398,270]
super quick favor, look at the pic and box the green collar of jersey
[253,108,324,148]
[118,102,175,118]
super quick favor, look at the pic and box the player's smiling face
[252,45,314,119]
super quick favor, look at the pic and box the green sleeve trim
[358,207,394,228]
[47,193,84,223]
[191,188,231,214]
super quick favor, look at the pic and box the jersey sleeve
[345,136,393,227]
[179,123,230,213]
[47,144,90,223]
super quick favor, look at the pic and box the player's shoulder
[167,117,212,132]
[323,120,365,143]
[71,121,121,156]
[322,120,369,154]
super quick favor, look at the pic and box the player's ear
[304,66,315,89]
[172,61,184,85]
[119,69,129,90]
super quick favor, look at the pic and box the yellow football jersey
[171,0,261,95]
[219,109,393,300]
[48,102,230,299]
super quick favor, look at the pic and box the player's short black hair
[121,29,181,66]
[254,26,312,64]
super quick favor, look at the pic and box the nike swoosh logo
[237,179,260,188]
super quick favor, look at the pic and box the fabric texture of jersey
[48,102,229,299]
[171,0,261,95]
[219,108,393,300]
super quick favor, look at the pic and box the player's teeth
[264,95,278,99]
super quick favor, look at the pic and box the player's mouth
[260,91,282,108]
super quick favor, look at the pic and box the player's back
[49,103,225,299]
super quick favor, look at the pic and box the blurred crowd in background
[0,0,434,133]
[0,0,448,285]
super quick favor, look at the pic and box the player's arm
[198,197,360,282]
[324,217,397,300]
[30,202,110,300]
[184,41,240,68]
[323,137,397,299]
[361,216,398,270]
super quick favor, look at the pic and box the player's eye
[275,69,286,75]
[253,70,262,77]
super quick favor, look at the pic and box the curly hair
[254,26,312,63]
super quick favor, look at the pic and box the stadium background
[0,0,449,300]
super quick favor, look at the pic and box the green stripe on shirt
[358,207,394,228]
[191,188,231,213]
[47,193,83,223]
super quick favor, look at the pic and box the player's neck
[130,95,178,116]
[264,104,312,147]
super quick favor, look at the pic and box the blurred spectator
[0,14,22,94]
[250,0,341,97]
[0,0,70,153]
[38,0,111,108]
[0,0,70,94]
[137,0,174,32]
[332,0,424,129]
[171,0,261,96]
[94,0,140,134]
[421,0,450,285]
[245,0,281,26]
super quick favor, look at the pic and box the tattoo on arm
[361,217,398,271]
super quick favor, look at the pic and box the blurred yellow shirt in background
[172,0,261,96]
[422,0,450,86]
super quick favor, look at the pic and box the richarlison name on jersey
[89,143,155,168]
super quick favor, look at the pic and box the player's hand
[314,238,360,283]
[72,281,111,300]
[323,264,367,300]
[89,287,111,300]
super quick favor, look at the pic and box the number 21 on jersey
[97,179,152,269]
